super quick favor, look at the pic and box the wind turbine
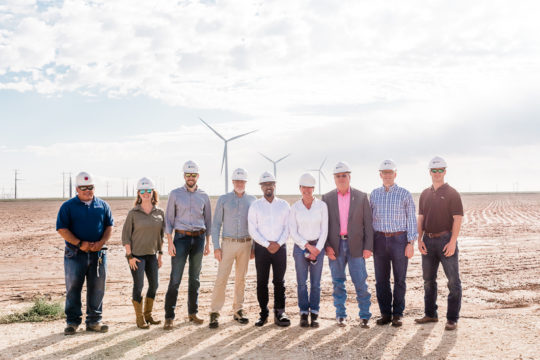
[308,157,328,196]
[199,117,257,193]
[259,153,291,178]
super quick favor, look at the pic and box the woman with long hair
[122,177,164,329]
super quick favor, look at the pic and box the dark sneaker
[445,321,457,331]
[360,319,370,329]
[209,312,219,329]
[255,316,268,327]
[233,310,249,324]
[376,315,392,325]
[300,314,309,327]
[391,316,403,327]
[64,324,78,335]
[86,323,108,333]
[414,316,439,324]
[274,312,291,327]
[310,313,319,328]
[336,317,347,327]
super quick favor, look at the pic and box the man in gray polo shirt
[209,168,256,328]
[163,160,212,330]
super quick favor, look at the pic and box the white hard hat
[183,160,199,173]
[379,159,397,171]
[333,161,351,174]
[232,168,248,181]
[259,171,276,184]
[299,173,316,187]
[428,156,447,169]
[75,172,94,186]
[137,177,155,190]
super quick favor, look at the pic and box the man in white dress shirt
[248,171,291,327]
[289,173,328,328]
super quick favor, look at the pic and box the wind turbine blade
[199,117,226,141]
[321,171,328,183]
[319,157,327,170]
[259,152,274,163]
[276,153,291,163]
[228,129,258,142]
[220,146,226,174]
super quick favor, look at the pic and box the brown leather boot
[188,313,204,324]
[143,297,161,325]
[163,319,174,330]
[132,300,149,329]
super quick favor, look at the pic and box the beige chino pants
[210,240,252,313]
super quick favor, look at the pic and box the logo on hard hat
[84,177,88,180]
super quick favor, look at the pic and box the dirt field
[0,193,539,359]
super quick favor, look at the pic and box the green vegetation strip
[0,299,65,324]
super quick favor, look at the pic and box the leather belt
[175,229,205,237]
[425,230,450,238]
[378,231,406,237]
[223,236,251,243]
[340,235,348,240]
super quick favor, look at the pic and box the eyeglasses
[431,168,445,173]
[139,189,153,194]
[334,174,348,178]
[184,173,198,178]
[78,185,94,191]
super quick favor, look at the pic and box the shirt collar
[431,183,448,192]
[76,195,94,205]
[383,183,397,192]
[134,204,156,213]
[337,187,351,197]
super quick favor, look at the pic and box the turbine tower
[259,153,291,178]
[308,157,328,196]
[199,117,257,193]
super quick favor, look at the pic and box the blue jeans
[421,232,462,322]
[293,245,325,315]
[130,254,159,303]
[64,245,107,326]
[164,233,205,319]
[328,239,371,319]
[373,232,409,317]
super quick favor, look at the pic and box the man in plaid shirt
[370,159,417,327]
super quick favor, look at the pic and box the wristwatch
[157,250,163,255]
[76,241,82,249]
[126,253,134,260]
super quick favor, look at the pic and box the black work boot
[310,313,319,328]
[209,312,219,329]
[300,314,309,327]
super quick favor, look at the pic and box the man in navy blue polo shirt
[56,172,114,335]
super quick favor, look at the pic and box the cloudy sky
[1,0,539,198]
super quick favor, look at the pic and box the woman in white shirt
[288,173,328,328]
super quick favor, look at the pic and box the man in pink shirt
[322,161,374,328]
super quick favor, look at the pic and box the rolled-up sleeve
[121,211,133,246]
[211,196,224,249]
[203,195,212,232]
[405,192,418,243]
[165,191,176,234]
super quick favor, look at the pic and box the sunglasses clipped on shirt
[431,168,445,173]
[78,185,94,191]
[139,189,153,194]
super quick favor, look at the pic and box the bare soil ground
[0,193,539,359]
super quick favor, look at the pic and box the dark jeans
[254,242,287,317]
[130,254,159,303]
[421,232,462,322]
[164,233,204,319]
[373,232,409,317]
[64,245,107,326]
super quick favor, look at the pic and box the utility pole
[69,173,72,198]
[14,170,23,199]
[62,172,66,198]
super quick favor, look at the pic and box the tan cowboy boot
[132,300,149,329]
[143,297,161,325]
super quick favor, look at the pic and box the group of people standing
[56,156,463,336]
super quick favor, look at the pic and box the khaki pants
[210,240,252,313]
